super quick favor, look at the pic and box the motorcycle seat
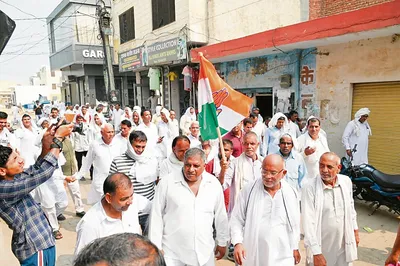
[372,169,400,189]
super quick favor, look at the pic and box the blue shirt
[0,153,58,261]
[263,127,283,156]
[276,150,307,192]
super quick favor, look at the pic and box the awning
[190,1,400,63]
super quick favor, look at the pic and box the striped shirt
[109,154,155,214]
[0,153,57,261]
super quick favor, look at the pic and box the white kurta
[297,133,330,182]
[170,119,179,139]
[188,134,201,148]
[157,121,173,158]
[301,175,358,265]
[137,122,159,149]
[230,179,300,266]
[15,126,40,168]
[77,138,122,204]
[342,120,369,165]
[149,171,229,266]
[159,153,183,179]
[75,194,149,255]
[112,108,125,130]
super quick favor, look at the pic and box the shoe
[52,230,63,240]
[76,211,86,218]
[57,214,66,221]
[227,252,235,262]
[80,177,86,181]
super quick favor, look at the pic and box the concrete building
[112,0,308,117]
[47,0,134,106]
[192,1,400,173]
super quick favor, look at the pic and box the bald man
[76,123,122,204]
[230,154,301,266]
[302,152,359,266]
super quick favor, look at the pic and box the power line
[12,14,89,21]
[0,0,39,19]
[0,0,89,63]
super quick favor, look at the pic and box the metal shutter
[352,82,400,174]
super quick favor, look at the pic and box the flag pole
[216,126,227,162]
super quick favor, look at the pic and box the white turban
[353,108,372,136]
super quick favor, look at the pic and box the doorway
[255,94,273,119]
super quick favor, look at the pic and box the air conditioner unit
[280,74,292,88]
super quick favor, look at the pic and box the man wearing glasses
[342,108,371,165]
[276,133,307,194]
[230,154,301,266]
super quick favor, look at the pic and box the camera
[54,118,85,135]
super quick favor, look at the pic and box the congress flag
[198,54,253,140]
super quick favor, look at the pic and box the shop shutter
[352,82,400,174]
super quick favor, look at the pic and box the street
[0,179,398,266]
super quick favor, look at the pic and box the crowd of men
[2,100,397,266]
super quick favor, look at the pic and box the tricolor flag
[197,54,253,140]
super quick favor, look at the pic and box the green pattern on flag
[198,102,219,140]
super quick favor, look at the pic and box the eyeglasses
[261,168,284,177]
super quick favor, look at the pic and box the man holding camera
[0,122,73,266]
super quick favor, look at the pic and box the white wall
[207,0,309,44]
[315,35,400,155]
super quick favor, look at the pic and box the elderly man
[297,117,330,182]
[0,123,73,265]
[231,154,301,266]
[75,173,150,255]
[76,123,121,204]
[74,233,166,266]
[276,133,307,194]
[159,135,190,179]
[223,122,244,157]
[188,121,201,148]
[302,152,359,266]
[110,131,159,235]
[226,131,263,214]
[342,108,371,165]
[149,148,229,266]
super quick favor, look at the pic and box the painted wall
[315,35,400,155]
[215,48,316,115]
[208,0,309,44]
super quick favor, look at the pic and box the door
[256,94,273,119]
[352,82,400,174]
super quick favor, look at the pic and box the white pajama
[67,180,85,213]
[164,252,215,266]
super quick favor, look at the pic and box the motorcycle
[341,145,400,215]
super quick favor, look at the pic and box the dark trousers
[75,151,93,179]
[139,214,149,236]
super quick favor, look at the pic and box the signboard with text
[145,37,187,66]
[119,46,144,72]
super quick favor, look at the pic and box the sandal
[52,230,63,240]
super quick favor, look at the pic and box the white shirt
[288,120,301,138]
[342,120,370,165]
[159,153,183,179]
[77,138,123,204]
[137,122,159,149]
[112,108,125,130]
[75,195,149,255]
[15,126,41,167]
[0,128,17,148]
[188,134,201,148]
[72,126,90,152]
[149,171,229,265]
[113,133,129,155]
[170,119,179,139]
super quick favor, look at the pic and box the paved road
[1,179,398,266]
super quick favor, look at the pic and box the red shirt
[223,131,244,157]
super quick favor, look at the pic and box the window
[51,71,55,77]
[52,84,57,90]
[152,0,175,30]
[119,7,135,44]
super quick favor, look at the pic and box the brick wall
[309,0,395,19]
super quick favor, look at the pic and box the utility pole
[97,1,115,98]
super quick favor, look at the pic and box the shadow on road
[57,254,74,266]
[357,246,391,265]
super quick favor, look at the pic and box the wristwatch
[51,137,63,151]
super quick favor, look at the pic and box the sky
[0,0,61,84]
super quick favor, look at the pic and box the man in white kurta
[230,154,301,266]
[188,121,201,148]
[169,110,180,139]
[15,114,40,168]
[113,120,132,155]
[76,124,122,204]
[342,108,371,165]
[302,152,359,266]
[149,148,229,266]
[137,109,161,150]
[112,103,125,132]
[226,132,263,214]
[297,117,330,182]
[159,135,190,178]
[75,173,150,256]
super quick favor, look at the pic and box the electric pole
[97,1,115,97]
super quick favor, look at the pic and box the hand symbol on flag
[212,88,229,116]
